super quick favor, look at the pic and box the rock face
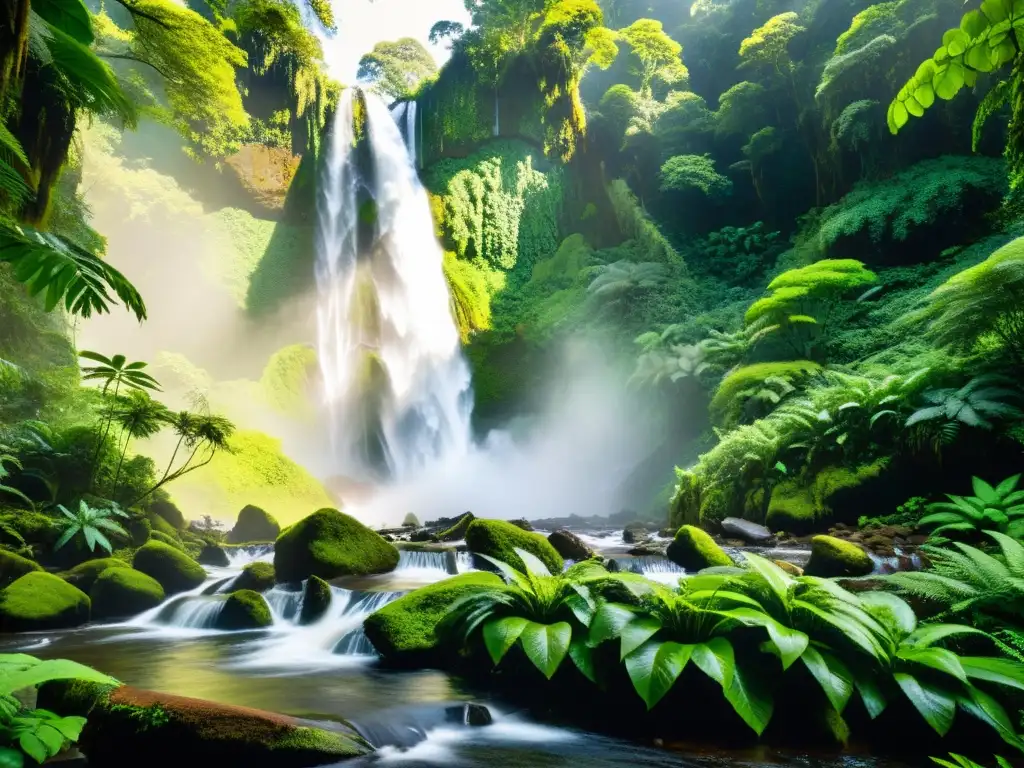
[133,541,207,596]
[234,562,276,593]
[198,545,231,568]
[0,549,41,588]
[0,572,90,631]
[465,519,564,573]
[61,558,129,592]
[223,144,301,214]
[805,535,874,577]
[216,590,272,630]
[274,508,399,583]
[547,530,593,561]
[228,506,281,544]
[91,568,165,621]
[41,683,371,767]
[363,572,502,667]
[666,526,734,571]
[720,517,774,544]
[299,576,332,625]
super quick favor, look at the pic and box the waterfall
[612,556,686,586]
[395,549,470,577]
[315,89,472,484]
[389,101,418,166]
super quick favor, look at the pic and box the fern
[973,79,1011,152]
[588,261,668,301]
[906,375,1023,431]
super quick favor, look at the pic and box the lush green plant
[0,453,32,510]
[55,501,129,555]
[906,375,1023,436]
[859,496,928,529]
[931,754,1014,768]
[917,476,1024,539]
[588,261,668,303]
[358,38,437,100]
[710,361,821,427]
[659,155,731,197]
[109,392,170,494]
[0,653,117,767]
[618,18,687,96]
[631,343,708,387]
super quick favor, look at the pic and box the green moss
[149,500,186,530]
[274,508,399,582]
[228,505,281,544]
[666,525,734,571]
[435,512,474,542]
[133,541,207,596]
[766,482,817,535]
[0,509,60,550]
[0,549,41,587]
[465,519,564,574]
[299,575,331,625]
[91,568,166,621]
[259,345,317,421]
[805,535,874,577]
[61,557,130,592]
[150,530,183,549]
[363,572,502,667]
[0,572,90,631]
[710,361,822,427]
[233,561,275,592]
[147,511,179,538]
[766,460,891,534]
[216,589,272,630]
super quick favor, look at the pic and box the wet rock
[445,703,492,727]
[228,506,281,544]
[773,560,804,577]
[720,518,774,544]
[508,519,534,532]
[466,519,563,573]
[622,523,649,544]
[805,535,873,578]
[91,568,164,621]
[443,550,459,575]
[0,572,90,631]
[234,562,275,593]
[133,541,206,596]
[299,576,332,625]
[548,530,593,561]
[628,544,666,557]
[657,527,678,538]
[198,545,230,568]
[409,529,434,542]
[666,526,734,571]
[215,590,272,630]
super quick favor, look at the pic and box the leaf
[519,621,572,680]
[723,656,774,735]
[959,656,1024,691]
[995,474,1021,496]
[958,685,1024,752]
[17,733,47,764]
[482,617,528,666]
[801,646,853,713]
[31,0,93,44]
[903,623,989,648]
[692,637,735,688]
[473,553,530,589]
[854,673,888,719]
[972,477,1000,504]
[587,603,636,648]
[895,673,956,735]
[624,641,694,710]
[741,552,794,602]
[0,746,24,768]
[30,722,65,756]
[0,658,117,695]
[512,548,551,578]
[898,646,966,681]
[620,617,662,660]
[568,638,597,684]
[44,715,85,742]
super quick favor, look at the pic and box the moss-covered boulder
[216,590,272,630]
[127,517,152,546]
[0,549,41,587]
[299,575,331,625]
[133,541,207,596]
[547,530,593,561]
[147,511,179,539]
[805,535,874,578]
[39,683,371,766]
[435,512,474,542]
[274,508,399,583]
[766,460,891,534]
[198,545,230,568]
[61,558,130,592]
[363,572,501,667]
[234,562,275,593]
[150,530,183,549]
[465,519,563,573]
[666,526,734,571]
[91,568,165,621]
[0,508,60,550]
[150,500,186,530]
[0,572,90,631]
[228,505,281,544]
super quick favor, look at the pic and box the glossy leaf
[483,617,528,665]
[619,617,662,660]
[519,621,572,680]
[801,646,853,713]
[624,641,695,710]
[895,673,956,735]
[587,603,636,648]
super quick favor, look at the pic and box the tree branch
[99,53,180,83]
[112,0,176,30]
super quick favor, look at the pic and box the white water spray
[315,89,471,484]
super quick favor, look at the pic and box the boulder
[445,704,492,727]
[508,519,534,531]
[666,526,734,571]
[434,512,474,542]
[147,511,179,538]
[61,558,129,592]
[465,519,563,574]
[127,518,152,546]
[228,506,281,544]
[274,508,399,583]
[150,500,186,530]
[133,541,207,596]
[805,535,874,578]
[39,683,371,767]
[547,530,593,561]
[233,562,275,593]
[773,560,804,577]
[198,545,230,568]
[215,590,272,630]
[0,572,90,631]
[299,576,332,625]
[0,549,41,587]
[91,568,165,621]
[622,523,649,544]
[363,572,502,667]
[720,517,774,544]
[150,530,183,549]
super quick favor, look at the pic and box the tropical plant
[54,500,129,555]
[0,453,32,510]
[441,549,604,680]
[710,361,821,427]
[78,352,161,395]
[916,476,1024,539]
[699,317,779,373]
[931,755,1014,768]
[587,261,668,302]
[109,391,170,493]
[0,653,118,767]
[906,375,1023,436]
[618,18,687,96]
[659,154,732,197]
[357,37,438,100]
[631,343,708,387]
[132,413,235,504]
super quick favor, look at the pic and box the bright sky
[323,0,472,83]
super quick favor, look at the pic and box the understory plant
[918,476,1024,539]
[54,501,129,555]
[0,653,117,766]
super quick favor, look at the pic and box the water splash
[612,556,686,586]
[394,549,472,580]
[315,89,471,484]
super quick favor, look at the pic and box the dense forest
[2,0,1024,764]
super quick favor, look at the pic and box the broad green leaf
[473,553,530,589]
[854,673,887,719]
[0,659,116,695]
[741,553,793,601]
[972,476,1000,503]
[0,746,23,768]
[692,637,735,688]
[624,641,694,710]
[903,623,989,648]
[45,715,85,742]
[512,548,551,578]
[857,591,917,635]
[519,621,572,680]
[30,0,93,44]
[483,617,528,666]
[801,647,853,713]
[587,603,636,648]
[958,685,1024,752]
[17,733,47,764]
[723,657,774,735]
[995,474,1021,496]
[895,673,956,735]
[620,617,662,660]
[712,607,807,670]
[959,656,1024,691]
[898,647,966,681]
[568,638,597,684]
[30,722,65,756]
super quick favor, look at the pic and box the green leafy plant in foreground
[0,653,117,766]
[931,753,1014,768]
[54,501,129,555]
[0,453,32,510]
[917,475,1024,539]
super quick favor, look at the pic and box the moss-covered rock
[363,572,501,667]
[766,460,891,534]
[61,558,130,592]
[0,572,90,631]
[435,512,474,542]
[228,505,281,544]
[197,545,230,567]
[274,508,399,583]
[133,541,207,595]
[150,530,183,549]
[299,575,331,625]
[234,562,275,593]
[0,549,41,587]
[150,500,186,530]
[216,590,272,630]
[127,517,152,546]
[765,482,816,535]
[91,568,165,621]
[0,508,60,550]
[805,535,874,577]
[666,526,734,571]
[39,683,371,766]
[465,519,564,574]
[147,511,179,538]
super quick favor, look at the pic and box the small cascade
[389,100,418,165]
[612,556,686,586]
[224,545,274,569]
[264,586,304,623]
[396,550,461,578]
[868,548,923,575]
[153,595,225,630]
[331,590,403,655]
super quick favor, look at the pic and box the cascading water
[611,556,686,586]
[315,89,471,484]
[389,100,418,166]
